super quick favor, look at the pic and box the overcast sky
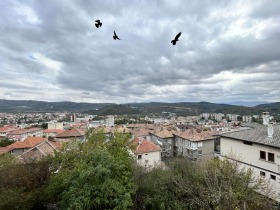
[0,0,280,104]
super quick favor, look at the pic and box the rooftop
[134,138,161,154]
[220,123,280,148]
[174,129,218,142]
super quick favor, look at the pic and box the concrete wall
[220,137,280,201]
[136,150,161,169]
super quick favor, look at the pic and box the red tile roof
[134,138,161,154]
[173,129,217,142]
[0,147,12,154]
[43,129,64,134]
[0,125,19,133]
[8,137,46,149]
[55,127,85,138]
[8,127,43,135]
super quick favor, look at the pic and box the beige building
[220,123,280,201]
[134,138,161,169]
[174,129,218,162]
[150,127,174,159]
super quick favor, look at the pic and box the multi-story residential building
[106,115,114,127]
[211,113,225,122]
[227,114,240,121]
[150,127,174,159]
[48,122,64,129]
[134,138,161,169]
[7,127,43,141]
[0,125,19,139]
[242,115,252,123]
[201,113,210,120]
[174,129,218,161]
[219,123,280,201]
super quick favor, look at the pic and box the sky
[0,0,280,104]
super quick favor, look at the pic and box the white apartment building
[227,114,240,121]
[201,113,210,120]
[48,122,64,129]
[219,123,280,201]
[242,115,252,123]
[106,115,114,127]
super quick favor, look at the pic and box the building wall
[150,134,174,157]
[220,137,280,201]
[11,148,25,156]
[175,136,215,161]
[48,123,63,129]
[200,139,215,161]
[136,150,161,168]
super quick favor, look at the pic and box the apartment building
[219,123,280,201]
[7,127,43,141]
[174,129,218,161]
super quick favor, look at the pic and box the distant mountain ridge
[0,99,279,118]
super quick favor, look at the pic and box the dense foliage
[0,132,278,209]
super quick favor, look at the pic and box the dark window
[270,174,276,180]
[260,151,266,160]
[243,141,252,145]
[268,153,275,162]
[138,155,142,160]
[260,171,265,177]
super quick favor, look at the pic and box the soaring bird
[171,32,181,45]
[113,31,121,40]
[95,20,102,28]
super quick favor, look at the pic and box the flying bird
[171,32,181,45]
[113,31,121,40]
[95,20,102,28]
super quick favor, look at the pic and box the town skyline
[1,0,280,104]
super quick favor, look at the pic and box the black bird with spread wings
[113,31,121,40]
[95,20,102,28]
[171,32,181,45]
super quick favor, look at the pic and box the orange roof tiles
[0,125,19,133]
[55,127,85,138]
[9,127,43,135]
[0,147,12,154]
[134,138,161,154]
[8,137,46,149]
[150,127,174,139]
[173,129,217,142]
[43,129,64,134]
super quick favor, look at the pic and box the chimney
[268,123,273,138]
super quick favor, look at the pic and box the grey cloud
[0,0,280,103]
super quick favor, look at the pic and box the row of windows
[260,151,275,162]
[260,171,276,180]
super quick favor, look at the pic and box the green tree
[0,154,51,210]
[0,138,14,147]
[45,131,136,209]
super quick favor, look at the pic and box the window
[260,151,266,160]
[270,174,276,180]
[268,153,275,162]
[260,171,265,177]
[243,141,252,145]
[138,155,142,160]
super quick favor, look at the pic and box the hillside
[0,99,279,117]
[0,99,111,113]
